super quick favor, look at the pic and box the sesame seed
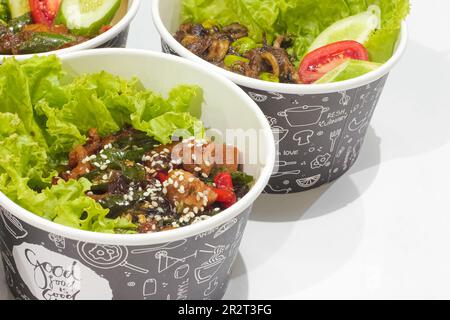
[193,207,199,214]
[152,201,159,207]
[100,154,107,160]
[100,165,108,170]
[102,174,108,180]
[202,173,209,178]
[188,178,195,183]
[194,167,202,172]
[183,207,189,214]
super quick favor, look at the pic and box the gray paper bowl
[152,0,408,193]
[0,0,140,61]
[0,49,275,300]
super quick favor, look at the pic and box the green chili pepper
[231,37,259,55]
[17,32,77,54]
[259,72,280,83]
[224,55,249,68]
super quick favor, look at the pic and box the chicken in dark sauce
[54,127,254,233]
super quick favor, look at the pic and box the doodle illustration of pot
[278,106,330,128]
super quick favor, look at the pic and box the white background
[1,0,450,300]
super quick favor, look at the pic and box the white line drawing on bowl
[348,117,369,133]
[336,146,346,158]
[296,174,322,188]
[248,92,268,102]
[131,239,187,255]
[155,250,197,273]
[204,277,219,297]
[311,153,332,170]
[266,116,277,126]
[214,218,238,239]
[48,233,66,250]
[227,218,247,275]
[343,146,353,171]
[274,161,298,172]
[142,278,157,297]
[293,130,314,146]
[269,92,285,100]
[278,105,329,127]
[271,126,289,145]
[271,170,301,178]
[330,129,343,152]
[0,209,28,239]
[339,91,351,106]
[77,242,149,274]
[195,243,228,284]
[174,264,190,279]
[265,184,292,194]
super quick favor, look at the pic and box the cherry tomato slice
[214,172,233,190]
[29,0,61,26]
[299,40,369,84]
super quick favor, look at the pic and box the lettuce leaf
[0,56,206,234]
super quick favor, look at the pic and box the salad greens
[0,55,205,233]
[182,0,410,64]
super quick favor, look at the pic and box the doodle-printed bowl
[0,0,141,62]
[152,0,408,193]
[0,49,275,300]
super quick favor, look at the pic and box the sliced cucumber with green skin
[55,0,121,36]
[315,59,382,84]
[308,5,381,53]
[7,0,30,19]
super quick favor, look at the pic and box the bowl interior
[0,49,274,245]
[61,50,270,179]
[154,0,407,94]
[0,0,139,61]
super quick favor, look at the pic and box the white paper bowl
[0,49,275,300]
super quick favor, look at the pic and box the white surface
[1,0,449,300]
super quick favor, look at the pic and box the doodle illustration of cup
[154,0,408,193]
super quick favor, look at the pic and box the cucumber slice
[7,0,30,19]
[315,59,382,84]
[308,5,381,53]
[56,0,121,36]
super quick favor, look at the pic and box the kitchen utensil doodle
[269,92,285,100]
[131,239,187,255]
[339,91,351,106]
[77,242,149,274]
[330,129,343,152]
[272,126,289,145]
[214,218,238,239]
[348,117,368,133]
[155,250,197,273]
[204,277,219,296]
[0,209,28,239]
[271,170,301,178]
[278,105,329,127]
[195,244,228,284]
[49,233,66,250]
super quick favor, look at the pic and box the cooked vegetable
[17,32,76,54]
[180,0,410,83]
